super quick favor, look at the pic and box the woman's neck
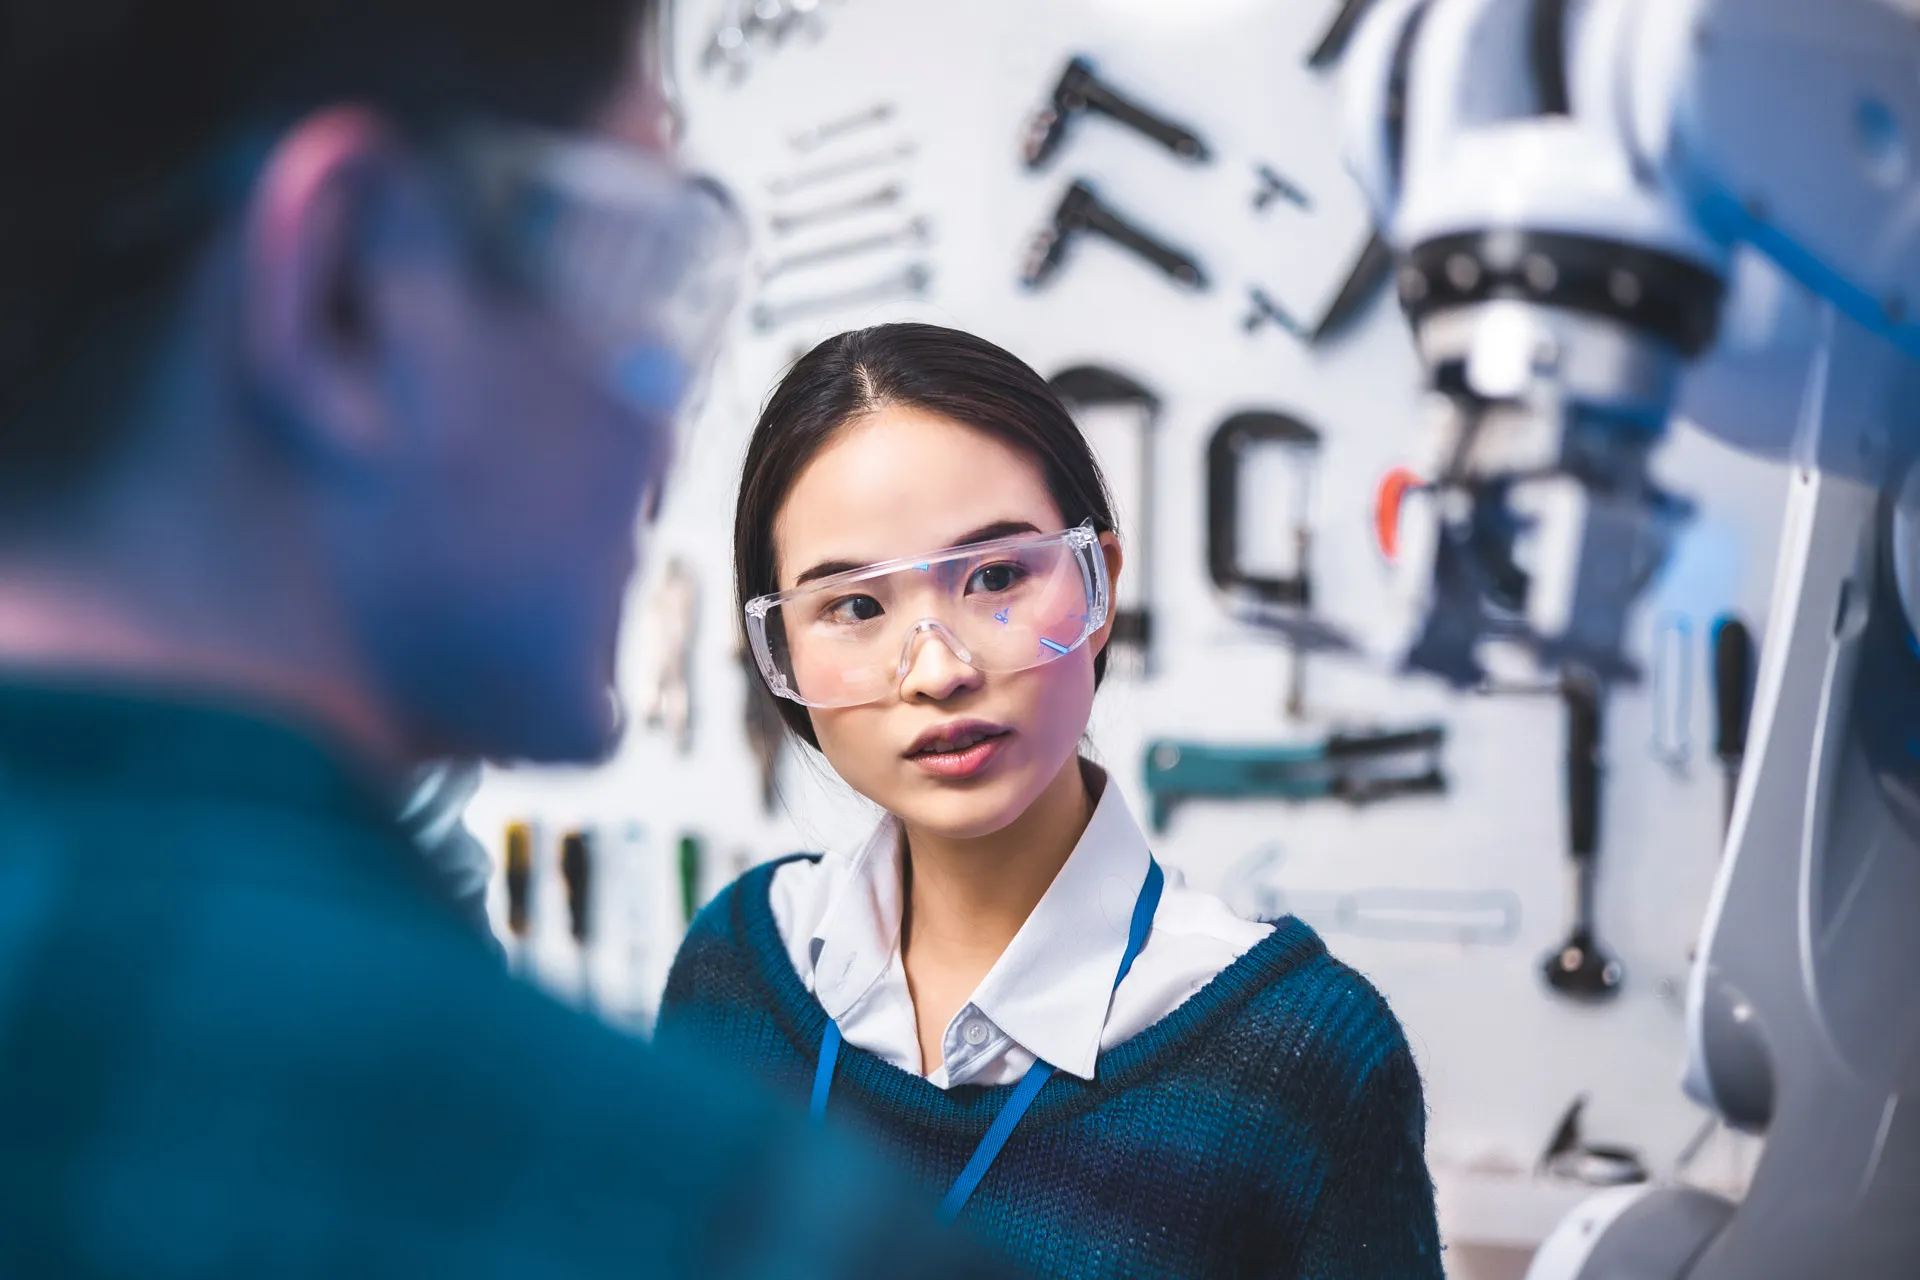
[897,757,1099,1072]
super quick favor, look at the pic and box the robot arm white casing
[1341,2,1920,1276]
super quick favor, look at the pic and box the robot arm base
[1526,1185,1735,1280]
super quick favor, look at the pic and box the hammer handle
[1081,197,1207,288]
[1063,57,1211,162]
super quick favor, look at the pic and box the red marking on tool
[1374,466,1423,562]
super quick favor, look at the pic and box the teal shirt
[0,679,1007,1278]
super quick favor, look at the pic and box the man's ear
[239,106,415,471]
[1089,530,1125,659]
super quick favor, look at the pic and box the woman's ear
[1089,530,1125,658]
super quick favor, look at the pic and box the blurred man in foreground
[0,2,1001,1274]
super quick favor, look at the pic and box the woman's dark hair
[734,322,1117,748]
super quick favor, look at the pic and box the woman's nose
[896,622,982,702]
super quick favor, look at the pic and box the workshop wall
[463,1,1785,1270]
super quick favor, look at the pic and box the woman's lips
[907,730,1011,780]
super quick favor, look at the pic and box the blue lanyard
[811,858,1165,1223]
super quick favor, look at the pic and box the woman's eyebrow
[791,520,1045,588]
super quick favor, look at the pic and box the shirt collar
[966,773,1152,1080]
[806,770,1154,1081]
[808,819,909,1023]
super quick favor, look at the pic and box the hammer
[1023,181,1206,291]
[1024,57,1212,169]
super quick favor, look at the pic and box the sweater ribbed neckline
[732,856,1330,1130]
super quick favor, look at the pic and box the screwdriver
[504,822,533,973]
[561,829,595,1011]
[1712,616,1755,841]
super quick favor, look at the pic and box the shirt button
[963,1020,990,1047]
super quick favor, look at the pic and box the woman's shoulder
[660,854,819,1035]
[1207,919,1419,1095]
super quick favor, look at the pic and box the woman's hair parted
[733,322,1117,748]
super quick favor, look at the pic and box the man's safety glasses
[744,523,1110,709]
[450,125,749,419]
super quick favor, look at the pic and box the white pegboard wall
[466,0,1783,1265]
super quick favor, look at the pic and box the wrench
[768,182,902,235]
[767,140,916,197]
[790,102,896,152]
[752,263,931,332]
[757,217,931,283]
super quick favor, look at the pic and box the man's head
[0,0,740,767]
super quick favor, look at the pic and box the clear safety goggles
[745,522,1110,709]
[450,125,749,418]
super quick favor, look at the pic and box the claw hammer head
[1023,56,1099,168]
[1020,179,1099,289]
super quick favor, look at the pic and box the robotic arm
[1341,1,1920,1274]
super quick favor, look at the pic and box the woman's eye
[823,595,883,624]
[968,563,1026,594]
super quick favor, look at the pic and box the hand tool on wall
[752,262,931,332]
[1543,670,1625,1001]
[504,821,533,969]
[1142,726,1447,833]
[677,833,704,928]
[1252,163,1312,212]
[739,646,786,814]
[790,101,895,152]
[1647,612,1693,775]
[1284,888,1523,945]
[1307,0,1386,69]
[637,557,699,754]
[701,0,753,81]
[757,217,930,283]
[1048,364,1161,677]
[766,140,917,197]
[1246,234,1397,346]
[1538,1095,1650,1186]
[1712,614,1755,839]
[561,829,595,1010]
[769,182,903,235]
[1022,180,1206,291]
[1023,56,1212,169]
[704,2,842,84]
[1208,410,1328,718]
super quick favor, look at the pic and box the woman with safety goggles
[658,323,1442,1278]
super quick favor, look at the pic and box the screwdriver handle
[1565,676,1603,862]
[1713,616,1755,764]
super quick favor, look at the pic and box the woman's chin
[891,786,1032,843]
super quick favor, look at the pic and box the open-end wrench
[767,140,916,197]
[769,183,902,235]
[752,263,931,332]
[1022,180,1206,290]
[757,217,930,283]
[790,102,896,152]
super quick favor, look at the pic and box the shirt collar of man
[807,768,1154,1083]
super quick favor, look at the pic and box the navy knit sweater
[659,858,1444,1279]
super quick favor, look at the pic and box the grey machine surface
[1337,0,1920,1275]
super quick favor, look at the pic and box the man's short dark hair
[0,0,649,487]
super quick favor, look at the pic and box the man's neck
[0,567,407,778]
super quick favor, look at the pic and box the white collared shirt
[767,777,1274,1088]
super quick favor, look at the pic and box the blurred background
[464,3,1786,1274]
